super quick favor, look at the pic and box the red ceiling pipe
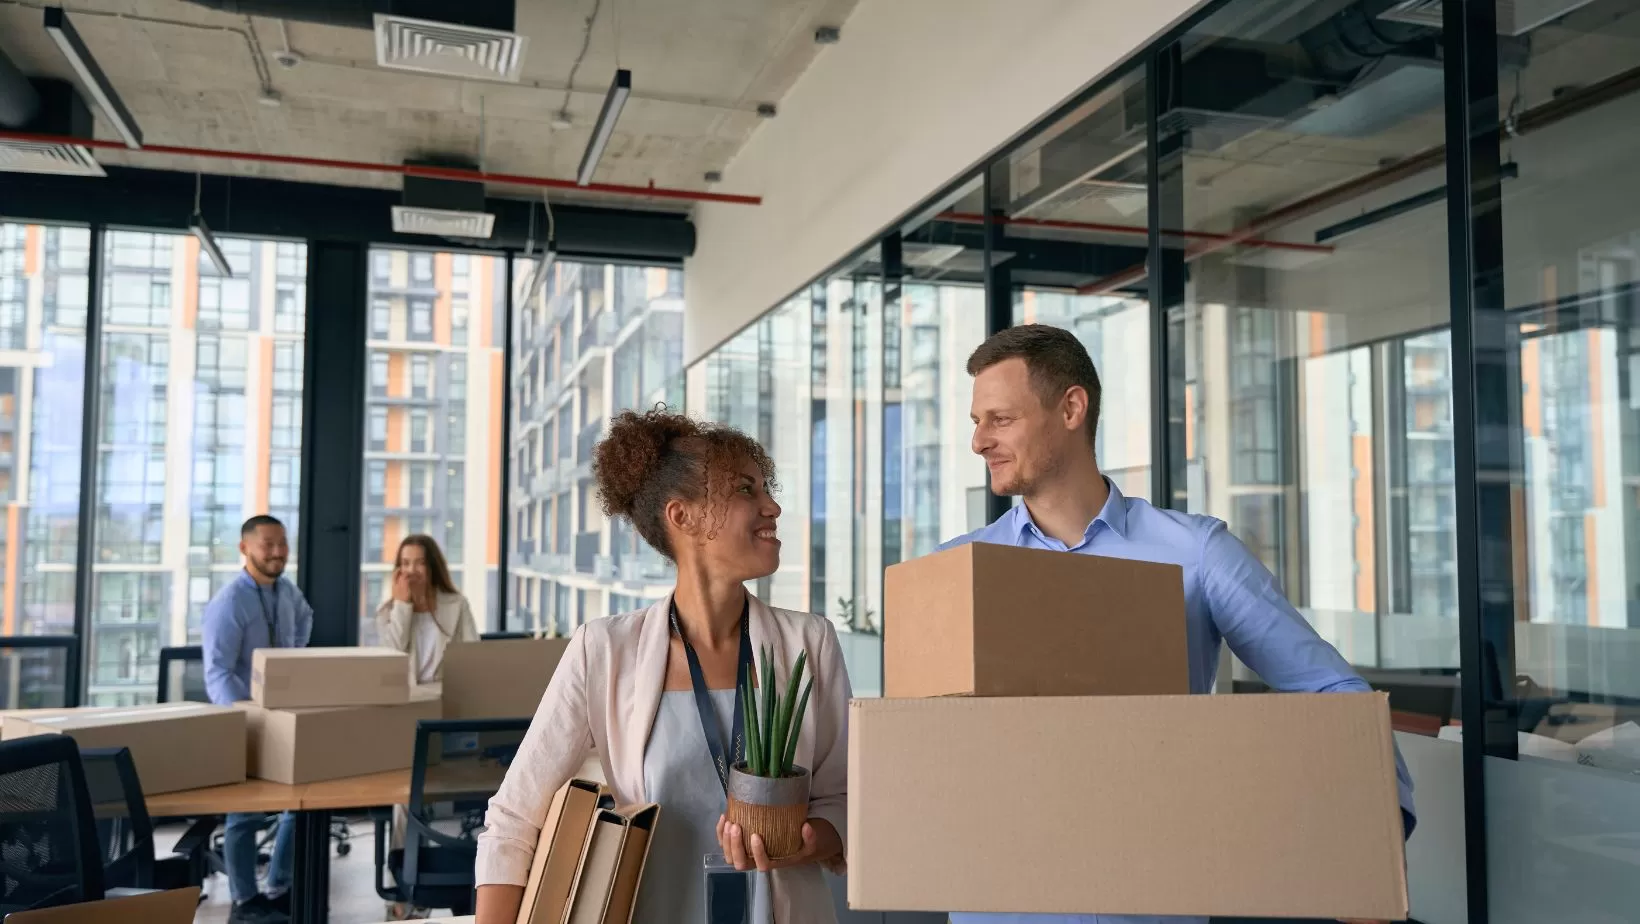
[0,129,763,206]
[936,211,1334,255]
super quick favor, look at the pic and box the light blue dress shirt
[201,570,315,705]
[940,479,1415,924]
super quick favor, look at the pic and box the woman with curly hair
[474,408,849,924]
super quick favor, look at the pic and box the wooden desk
[298,769,410,811]
[146,777,304,816]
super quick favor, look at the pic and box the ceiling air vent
[374,14,528,83]
[1381,0,1602,35]
[391,205,495,239]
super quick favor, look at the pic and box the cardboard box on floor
[848,692,1408,920]
[884,542,1189,698]
[441,637,570,719]
[2,704,245,795]
[240,685,442,784]
[251,646,410,708]
[4,886,200,923]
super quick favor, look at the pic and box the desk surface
[146,770,412,816]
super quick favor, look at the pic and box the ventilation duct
[0,48,40,128]
[1380,0,1602,35]
[0,71,104,177]
[392,163,495,239]
[179,1,515,31]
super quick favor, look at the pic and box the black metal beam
[496,256,514,634]
[1148,45,1185,511]
[0,167,695,262]
[68,225,102,707]
[1445,1,1510,922]
[982,169,1014,525]
[297,241,369,647]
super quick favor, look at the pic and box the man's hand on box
[716,815,843,873]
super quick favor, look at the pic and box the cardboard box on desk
[252,646,409,708]
[2,703,245,795]
[442,637,570,719]
[884,542,1189,698]
[847,692,1408,921]
[240,686,442,784]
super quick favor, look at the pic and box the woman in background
[375,533,479,685]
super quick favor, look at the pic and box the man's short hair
[967,324,1102,444]
[241,514,284,537]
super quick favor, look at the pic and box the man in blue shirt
[942,325,1413,924]
[202,515,314,924]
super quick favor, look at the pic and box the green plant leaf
[761,646,777,775]
[740,671,760,777]
[774,650,807,776]
[782,677,812,776]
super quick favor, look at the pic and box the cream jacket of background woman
[476,594,850,924]
[374,591,480,684]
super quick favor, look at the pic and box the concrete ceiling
[0,0,859,210]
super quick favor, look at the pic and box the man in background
[203,515,314,924]
[943,325,1413,924]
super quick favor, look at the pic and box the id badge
[702,853,748,924]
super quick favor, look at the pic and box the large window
[360,248,504,641]
[506,258,683,636]
[93,230,306,704]
[0,223,89,661]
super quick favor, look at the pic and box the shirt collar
[238,569,278,593]
[1013,477,1129,547]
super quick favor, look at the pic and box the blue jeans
[224,811,295,904]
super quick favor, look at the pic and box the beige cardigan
[374,591,481,683]
[475,594,850,924]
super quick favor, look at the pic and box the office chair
[0,735,106,914]
[479,631,536,641]
[78,747,213,895]
[374,718,530,916]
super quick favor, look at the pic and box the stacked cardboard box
[849,541,1408,920]
[2,703,245,795]
[441,637,570,719]
[515,779,659,924]
[240,647,442,784]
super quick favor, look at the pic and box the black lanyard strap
[669,597,753,794]
[256,578,279,645]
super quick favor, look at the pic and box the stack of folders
[515,778,661,924]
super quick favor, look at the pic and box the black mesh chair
[0,735,105,914]
[155,646,208,705]
[374,718,529,915]
[79,747,212,895]
[478,632,536,641]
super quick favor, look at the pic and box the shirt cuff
[474,837,533,887]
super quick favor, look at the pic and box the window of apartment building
[94,573,166,625]
[273,342,303,392]
[367,461,386,506]
[106,271,171,327]
[365,516,384,559]
[408,463,429,506]
[451,296,470,347]
[410,354,431,398]
[408,297,434,340]
[452,254,470,282]
[269,457,298,509]
[197,277,251,330]
[195,334,248,390]
[372,251,392,284]
[410,411,430,453]
[371,297,392,340]
[274,285,303,333]
[370,351,390,394]
[447,411,465,455]
[271,395,300,449]
[410,253,433,285]
[449,358,467,401]
[275,242,304,278]
[368,407,388,449]
[447,464,463,511]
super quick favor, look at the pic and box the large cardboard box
[884,542,1188,698]
[848,692,1407,920]
[240,687,442,784]
[2,704,245,795]
[4,887,200,923]
[252,646,410,708]
[442,637,569,719]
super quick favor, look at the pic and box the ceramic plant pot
[726,763,811,859]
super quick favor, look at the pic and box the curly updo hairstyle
[592,407,777,560]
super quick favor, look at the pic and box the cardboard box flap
[848,692,1407,920]
[26,703,231,729]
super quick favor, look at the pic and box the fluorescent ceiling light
[43,7,142,149]
[577,69,630,186]
[190,214,233,278]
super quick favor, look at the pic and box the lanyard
[255,577,280,646]
[669,597,753,795]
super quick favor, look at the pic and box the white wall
[685,0,1209,366]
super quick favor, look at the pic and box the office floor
[157,817,459,923]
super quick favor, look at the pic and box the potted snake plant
[727,646,813,859]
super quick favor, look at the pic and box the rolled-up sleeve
[805,620,850,862]
[475,625,596,886]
